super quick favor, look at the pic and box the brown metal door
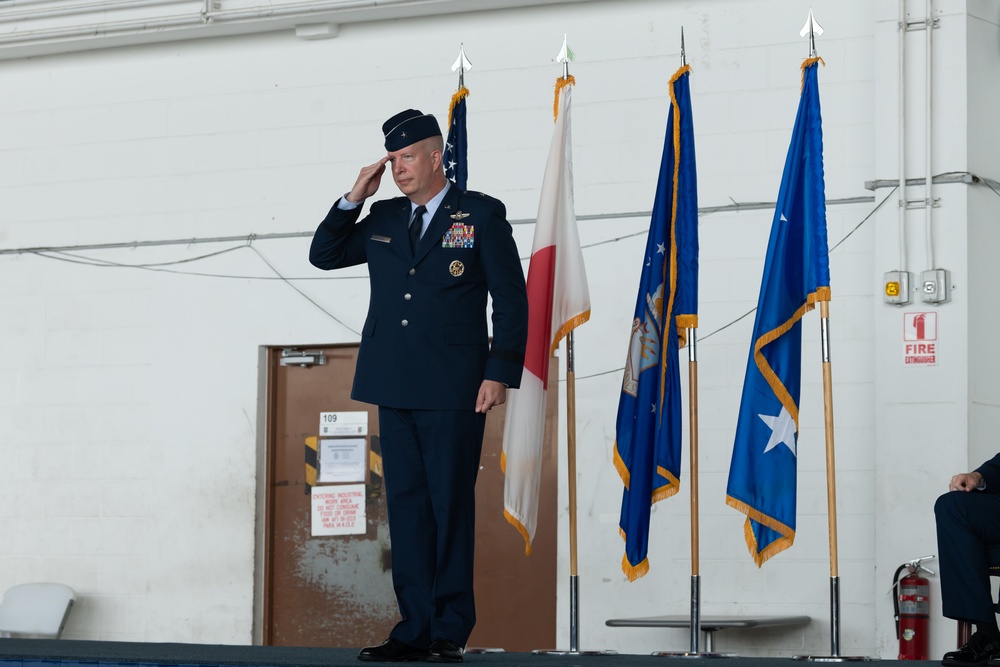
[261,345,557,650]
[468,356,558,651]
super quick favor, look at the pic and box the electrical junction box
[883,271,911,305]
[920,268,950,304]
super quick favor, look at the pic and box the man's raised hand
[346,157,389,203]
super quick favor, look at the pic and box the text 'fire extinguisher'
[894,554,936,660]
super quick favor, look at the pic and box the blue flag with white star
[725,58,829,567]
[614,65,698,582]
[444,87,468,190]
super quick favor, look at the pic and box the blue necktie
[408,205,426,253]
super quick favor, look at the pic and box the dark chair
[957,544,1000,647]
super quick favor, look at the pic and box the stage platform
[0,638,943,667]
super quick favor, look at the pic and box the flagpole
[540,275,610,658]
[687,328,702,653]
[791,12,868,662]
[566,331,581,651]
[651,31,721,659]
[558,41,582,653]
[679,30,706,657]
[532,37,611,657]
[656,330,725,660]
[795,300,868,662]
[820,300,842,656]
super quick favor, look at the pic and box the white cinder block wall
[0,0,997,658]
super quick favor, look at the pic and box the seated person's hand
[949,471,985,492]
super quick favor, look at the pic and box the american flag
[444,87,468,190]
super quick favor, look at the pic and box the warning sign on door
[311,484,366,536]
[903,312,937,366]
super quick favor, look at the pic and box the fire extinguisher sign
[903,312,938,366]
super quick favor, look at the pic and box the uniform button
[409,268,416,275]
[401,319,409,327]
[404,293,412,301]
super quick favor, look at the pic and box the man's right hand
[949,471,985,492]
[346,157,389,204]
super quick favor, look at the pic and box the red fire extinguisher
[894,555,936,660]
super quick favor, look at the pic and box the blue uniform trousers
[935,490,1000,625]
[379,406,486,648]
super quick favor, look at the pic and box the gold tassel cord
[447,86,470,127]
[552,75,576,122]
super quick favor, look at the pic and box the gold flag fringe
[448,86,469,127]
[553,75,576,122]
[622,552,650,582]
[655,64,688,423]
[551,309,591,358]
[504,508,534,556]
[653,467,680,503]
[725,495,796,567]
[619,527,652,581]
[613,442,631,489]
[676,314,698,349]
[752,286,831,425]
[800,57,825,91]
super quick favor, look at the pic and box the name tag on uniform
[371,235,391,243]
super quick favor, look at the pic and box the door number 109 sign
[319,411,368,436]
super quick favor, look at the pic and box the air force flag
[725,58,830,567]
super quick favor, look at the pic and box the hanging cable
[4,185,928,340]
[248,245,361,336]
[37,244,246,267]
[571,185,900,383]
[24,245,368,280]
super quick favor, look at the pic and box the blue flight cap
[382,109,441,151]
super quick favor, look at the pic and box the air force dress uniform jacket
[309,186,528,409]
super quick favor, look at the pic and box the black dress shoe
[944,631,1000,666]
[427,639,464,663]
[357,638,429,662]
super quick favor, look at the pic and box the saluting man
[309,109,528,663]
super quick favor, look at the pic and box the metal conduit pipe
[0,194,880,256]
[0,0,156,9]
[0,15,204,45]
[0,0,462,46]
[205,0,425,23]
[924,0,935,270]
[898,0,907,272]
[0,0,189,24]
[0,0,437,22]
